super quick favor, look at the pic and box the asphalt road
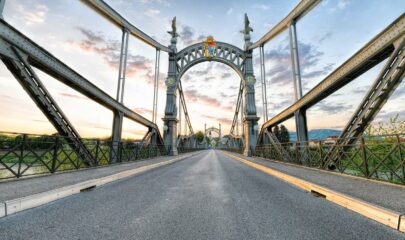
[0,150,403,240]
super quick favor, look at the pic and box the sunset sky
[0,0,404,139]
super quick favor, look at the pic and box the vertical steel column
[240,94,244,136]
[0,0,5,19]
[259,45,268,122]
[178,91,182,136]
[289,21,308,142]
[152,49,160,123]
[111,28,129,162]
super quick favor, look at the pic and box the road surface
[0,150,403,240]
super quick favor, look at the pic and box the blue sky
[0,0,403,139]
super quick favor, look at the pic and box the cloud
[318,32,333,44]
[226,8,233,15]
[184,89,222,106]
[374,109,405,123]
[259,39,333,87]
[179,25,205,46]
[59,92,88,100]
[314,102,353,114]
[337,0,350,10]
[253,4,271,10]
[16,4,48,25]
[69,27,156,85]
[144,8,160,16]
[132,107,153,115]
[202,114,233,125]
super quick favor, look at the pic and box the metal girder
[152,49,160,123]
[264,130,292,162]
[80,0,171,52]
[0,18,161,135]
[1,47,95,166]
[178,80,194,135]
[176,41,245,79]
[230,80,244,135]
[259,45,268,122]
[261,14,405,131]
[324,39,405,167]
[249,0,320,50]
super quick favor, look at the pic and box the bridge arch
[163,16,259,156]
[175,42,245,80]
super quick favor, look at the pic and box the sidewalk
[224,151,405,213]
[0,152,200,203]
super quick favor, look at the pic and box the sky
[0,0,404,139]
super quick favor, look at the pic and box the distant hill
[289,129,341,141]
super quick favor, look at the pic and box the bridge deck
[225,151,405,213]
[0,150,403,239]
[0,153,195,203]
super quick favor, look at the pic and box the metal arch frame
[175,41,246,79]
[205,127,221,136]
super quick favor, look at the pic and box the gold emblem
[203,36,217,59]
[166,77,175,86]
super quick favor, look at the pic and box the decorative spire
[241,13,253,50]
[167,17,179,51]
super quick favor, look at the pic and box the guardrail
[0,132,171,180]
[252,134,404,184]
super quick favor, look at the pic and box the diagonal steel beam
[178,80,194,135]
[0,18,161,136]
[261,14,405,132]
[230,80,244,136]
[324,38,404,167]
[1,47,95,166]
[80,0,171,52]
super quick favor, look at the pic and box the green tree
[279,125,290,143]
[195,131,205,143]
[273,125,280,140]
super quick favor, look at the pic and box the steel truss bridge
[0,0,403,170]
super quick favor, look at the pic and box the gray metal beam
[289,20,308,142]
[261,14,405,131]
[80,0,171,52]
[178,80,194,135]
[259,45,268,122]
[152,49,160,123]
[0,18,160,133]
[1,46,95,166]
[111,28,129,156]
[249,0,320,50]
[0,0,5,19]
[324,38,404,167]
[230,80,243,135]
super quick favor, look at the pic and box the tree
[279,125,290,143]
[194,131,205,143]
[273,125,280,140]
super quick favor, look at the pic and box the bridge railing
[253,134,405,184]
[0,132,168,180]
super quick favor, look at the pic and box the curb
[222,151,405,233]
[0,152,200,218]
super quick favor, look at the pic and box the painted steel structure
[0,0,402,166]
[261,14,405,131]
[163,15,260,156]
